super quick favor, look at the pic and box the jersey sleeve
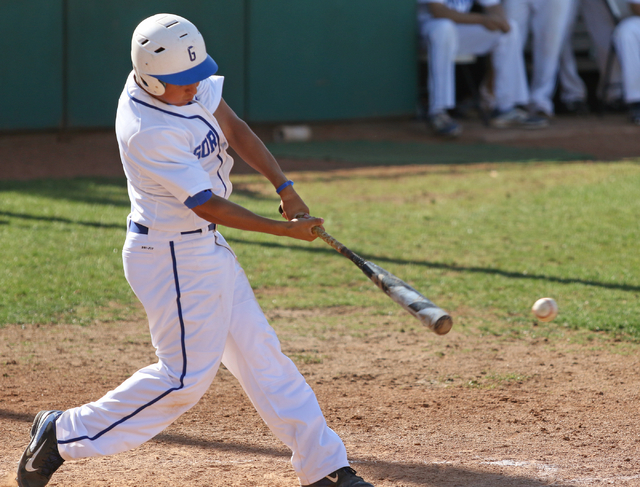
[126,128,213,204]
[196,76,225,114]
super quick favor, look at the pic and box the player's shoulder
[197,75,224,96]
[195,75,225,113]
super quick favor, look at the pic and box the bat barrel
[417,308,453,335]
[364,261,453,335]
[311,226,453,336]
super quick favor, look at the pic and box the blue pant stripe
[59,241,187,445]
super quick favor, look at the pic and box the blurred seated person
[502,0,575,118]
[417,0,548,137]
[612,0,640,123]
[558,0,626,115]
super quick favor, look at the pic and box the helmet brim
[154,55,218,86]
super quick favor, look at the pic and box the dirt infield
[1,113,639,181]
[1,312,640,486]
[1,115,640,486]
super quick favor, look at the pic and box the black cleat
[304,467,375,487]
[16,410,64,487]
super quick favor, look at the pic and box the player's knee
[614,17,640,44]
[501,19,522,45]
[423,19,458,54]
[173,371,216,402]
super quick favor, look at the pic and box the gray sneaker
[628,102,640,125]
[490,108,548,129]
[428,112,462,137]
[304,467,375,487]
[16,410,64,487]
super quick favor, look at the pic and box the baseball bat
[311,225,453,335]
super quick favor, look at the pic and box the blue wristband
[276,180,294,194]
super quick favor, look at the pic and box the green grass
[1,161,640,339]
[0,178,136,325]
[265,140,592,165]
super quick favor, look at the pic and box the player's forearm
[632,4,640,16]
[484,4,507,21]
[227,118,289,188]
[193,194,287,234]
[192,194,317,240]
[215,99,289,189]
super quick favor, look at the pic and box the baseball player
[557,0,591,114]
[417,0,548,137]
[558,0,629,112]
[611,0,640,122]
[16,13,374,487]
[502,0,575,117]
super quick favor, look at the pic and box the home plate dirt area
[1,309,639,486]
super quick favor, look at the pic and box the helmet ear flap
[134,68,166,96]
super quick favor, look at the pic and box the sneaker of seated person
[563,99,590,116]
[627,101,640,125]
[428,112,462,138]
[490,107,549,129]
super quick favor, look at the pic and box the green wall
[0,1,417,130]
[2,1,64,130]
[246,0,418,121]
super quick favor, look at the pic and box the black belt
[129,221,216,235]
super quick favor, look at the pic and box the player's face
[156,82,200,106]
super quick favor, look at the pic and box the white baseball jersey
[115,71,233,232]
[417,0,500,20]
[417,0,499,10]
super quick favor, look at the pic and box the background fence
[1,0,418,131]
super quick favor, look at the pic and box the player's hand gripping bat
[283,208,453,335]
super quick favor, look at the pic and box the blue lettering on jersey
[193,129,219,159]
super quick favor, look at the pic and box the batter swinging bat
[310,226,453,335]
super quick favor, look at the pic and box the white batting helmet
[131,13,218,96]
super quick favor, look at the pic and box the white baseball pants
[560,0,623,102]
[503,0,574,115]
[55,227,347,485]
[418,17,529,115]
[613,16,640,103]
[558,0,588,104]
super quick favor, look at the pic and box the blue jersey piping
[126,92,228,198]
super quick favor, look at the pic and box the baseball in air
[531,297,558,322]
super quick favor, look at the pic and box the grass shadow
[0,211,123,230]
[266,140,593,166]
[225,237,640,294]
[0,177,129,207]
